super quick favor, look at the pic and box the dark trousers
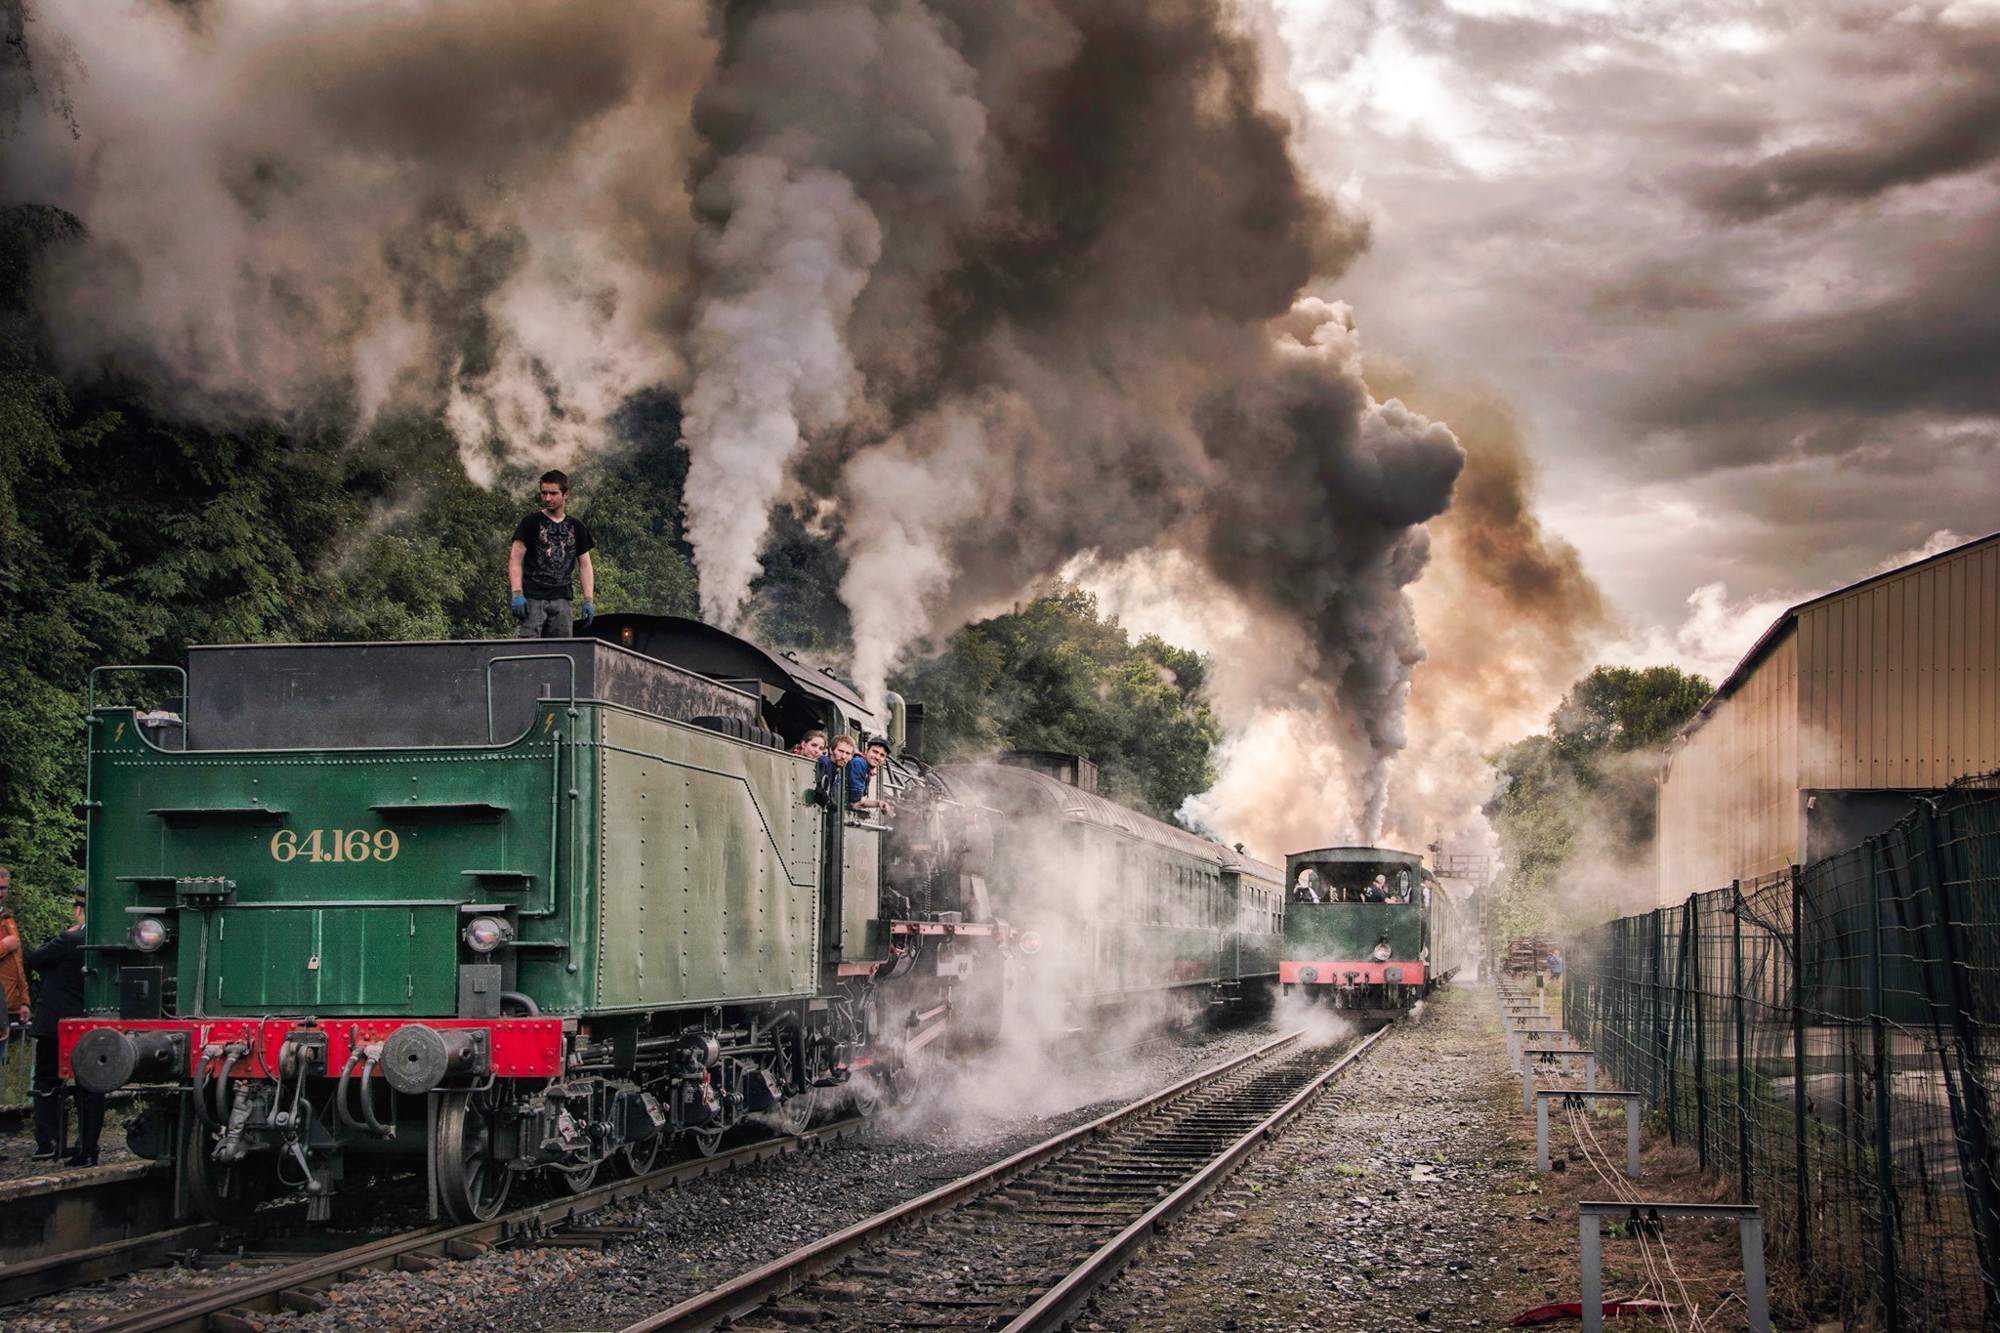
[514,597,573,638]
[32,1037,104,1158]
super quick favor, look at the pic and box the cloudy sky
[1264,0,2000,681]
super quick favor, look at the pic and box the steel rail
[1003,1022,1390,1332]
[70,1118,862,1333]
[617,1027,1350,1333]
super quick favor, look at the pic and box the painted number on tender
[270,829,401,863]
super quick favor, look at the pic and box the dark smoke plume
[2,0,713,477]
[5,0,1469,839]
[1363,366,1608,854]
[675,0,1463,830]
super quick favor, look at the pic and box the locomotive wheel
[434,1089,511,1223]
[690,1125,726,1157]
[768,1030,816,1134]
[889,1055,925,1105]
[773,1087,816,1135]
[555,1160,599,1194]
[181,1112,260,1223]
[847,1074,882,1117]
[615,1132,662,1177]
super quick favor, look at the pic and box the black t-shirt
[513,512,594,600]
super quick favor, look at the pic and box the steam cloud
[1080,368,1605,860]
[1,0,713,480]
[5,0,1473,839]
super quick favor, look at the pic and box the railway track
[14,1117,863,1333]
[619,1023,1390,1333]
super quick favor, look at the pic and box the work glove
[510,593,528,619]
[578,599,595,628]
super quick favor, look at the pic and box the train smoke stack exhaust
[5,0,1468,838]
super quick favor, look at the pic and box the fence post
[1652,910,1669,1120]
[1692,897,1710,1170]
[1667,907,1688,1148]
[1915,800,2000,1325]
[1867,838,1902,1332]
[1734,880,1752,1202]
[1791,864,1809,1275]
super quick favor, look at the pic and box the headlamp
[462,915,513,953]
[128,916,172,952]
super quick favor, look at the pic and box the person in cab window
[1292,871,1321,904]
[855,736,895,817]
[1362,874,1390,903]
[817,734,868,807]
[792,730,827,759]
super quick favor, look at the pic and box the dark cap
[72,886,87,907]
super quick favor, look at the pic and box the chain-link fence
[1565,773,2000,1332]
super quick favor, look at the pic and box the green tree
[1485,664,1712,938]
[892,585,1220,821]
[1551,665,1713,765]
[576,389,699,621]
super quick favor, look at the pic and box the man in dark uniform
[508,469,595,638]
[30,888,102,1166]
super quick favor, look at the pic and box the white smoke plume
[682,159,881,627]
[2,0,711,481]
[680,0,990,626]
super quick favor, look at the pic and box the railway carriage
[62,617,998,1224]
[1279,846,1475,1013]
[945,758,1286,1033]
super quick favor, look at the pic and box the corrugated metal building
[1657,532,2000,904]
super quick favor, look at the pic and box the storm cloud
[1269,0,2000,641]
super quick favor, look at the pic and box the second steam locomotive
[1279,846,1476,1012]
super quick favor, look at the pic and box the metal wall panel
[1661,536,1999,905]
[1659,633,1799,903]
[1798,539,2000,789]
[595,709,819,1010]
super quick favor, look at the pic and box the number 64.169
[270,829,401,863]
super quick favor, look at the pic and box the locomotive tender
[63,616,1001,1223]
[1279,846,1476,1012]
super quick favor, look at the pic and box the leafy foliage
[892,584,1220,821]
[1485,664,1712,939]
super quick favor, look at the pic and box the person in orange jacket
[0,869,31,1075]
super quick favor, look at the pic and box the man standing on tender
[508,470,595,638]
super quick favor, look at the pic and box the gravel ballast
[1079,986,1537,1333]
[9,993,1657,1333]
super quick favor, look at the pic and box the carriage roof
[953,763,1277,876]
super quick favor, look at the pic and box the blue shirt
[817,754,869,804]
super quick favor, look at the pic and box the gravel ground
[1079,986,1528,1333]
[2,1022,1287,1332]
[16,995,1786,1333]
[0,1104,139,1183]
[1078,986,1807,1333]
